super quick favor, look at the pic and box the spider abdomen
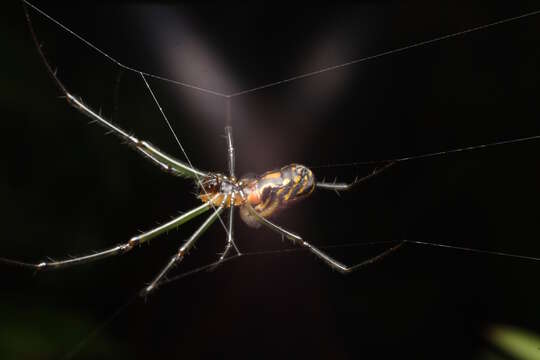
[198,164,315,226]
[239,164,315,226]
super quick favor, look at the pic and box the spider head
[198,173,242,207]
[199,174,223,194]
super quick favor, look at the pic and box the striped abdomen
[239,164,315,227]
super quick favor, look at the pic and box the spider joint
[120,243,134,252]
[141,285,155,297]
[127,237,141,248]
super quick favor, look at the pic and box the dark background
[2,1,540,359]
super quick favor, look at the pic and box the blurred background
[1,1,540,359]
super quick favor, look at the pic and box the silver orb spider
[3,2,404,297]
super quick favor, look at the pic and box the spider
[3,1,405,297]
[8,89,402,297]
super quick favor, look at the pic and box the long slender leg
[225,126,235,179]
[211,125,241,263]
[224,205,241,256]
[143,199,226,295]
[245,204,302,243]
[225,126,239,254]
[245,204,404,273]
[0,198,217,271]
[316,161,395,191]
[22,3,206,180]
[212,205,240,269]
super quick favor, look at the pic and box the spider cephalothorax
[198,173,244,207]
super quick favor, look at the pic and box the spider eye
[201,176,221,193]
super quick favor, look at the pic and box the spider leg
[224,126,240,252]
[22,3,206,180]
[0,198,218,271]
[209,204,241,271]
[223,204,241,257]
[244,204,302,243]
[316,161,395,191]
[143,198,227,295]
[245,204,404,273]
[209,126,241,268]
[225,126,235,179]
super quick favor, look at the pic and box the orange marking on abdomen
[261,171,282,180]
[247,190,261,205]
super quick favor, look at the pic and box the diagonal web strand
[22,0,229,98]
[405,240,540,262]
[309,134,540,169]
[63,293,139,359]
[228,8,540,97]
[160,239,540,286]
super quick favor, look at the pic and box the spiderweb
[8,2,540,358]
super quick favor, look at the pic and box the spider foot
[140,283,157,298]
